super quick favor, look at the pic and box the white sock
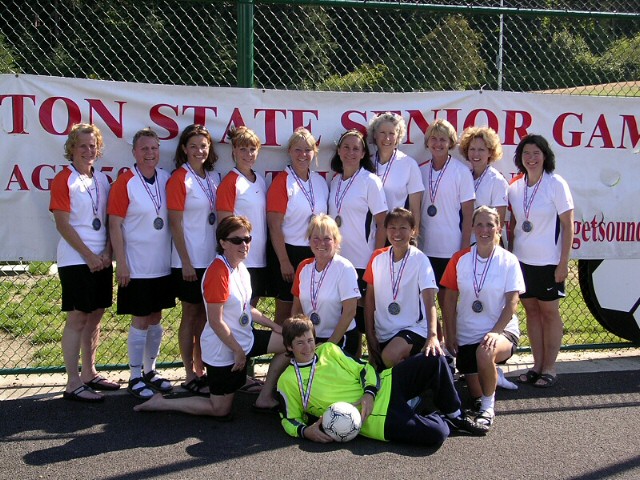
[446,409,462,419]
[480,394,495,412]
[497,367,518,390]
[143,323,163,374]
[128,326,147,379]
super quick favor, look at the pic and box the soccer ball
[579,259,640,342]
[321,402,362,442]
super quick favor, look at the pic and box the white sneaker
[475,408,495,427]
[497,367,518,390]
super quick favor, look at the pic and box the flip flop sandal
[85,375,121,391]
[237,379,264,395]
[517,370,540,384]
[63,384,104,403]
[533,373,558,388]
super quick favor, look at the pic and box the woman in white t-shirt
[291,214,361,356]
[364,208,440,370]
[441,206,525,428]
[508,135,574,388]
[458,126,509,243]
[367,113,424,230]
[134,216,289,417]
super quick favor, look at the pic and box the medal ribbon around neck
[375,149,397,186]
[134,165,162,216]
[389,247,410,302]
[473,166,490,192]
[310,258,333,312]
[472,245,496,300]
[334,168,360,215]
[523,173,543,222]
[428,155,451,206]
[220,255,249,315]
[288,166,316,214]
[72,165,100,219]
[186,163,216,213]
[294,355,317,410]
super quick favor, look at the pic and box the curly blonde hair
[459,126,503,164]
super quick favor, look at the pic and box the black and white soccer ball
[321,401,362,442]
[579,259,640,343]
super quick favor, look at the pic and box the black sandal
[517,370,540,384]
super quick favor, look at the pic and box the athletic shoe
[475,408,495,427]
[444,413,489,436]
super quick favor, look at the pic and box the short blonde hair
[306,214,342,250]
[64,123,104,161]
[229,126,261,150]
[424,119,457,149]
[459,126,503,164]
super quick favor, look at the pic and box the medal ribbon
[473,166,490,192]
[220,255,249,314]
[428,155,451,205]
[72,165,100,219]
[186,163,216,213]
[375,150,397,186]
[334,168,360,215]
[310,258,333,311]
[523,174,543,221]
[294,355,317,410]
[472,245,496,299]
[288,166,315,214]
[389,247,410,301]
[134,165,162,216]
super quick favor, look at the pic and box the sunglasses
[225,236,252,245]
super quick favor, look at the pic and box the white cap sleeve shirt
[375,150,425,210]
[328,169,388,269]
[471,166,509,244]
[508,172,574,266]
[441,246,525,346]
[364,246,438,343]
[292,254,361,339]
[419,157,475,258]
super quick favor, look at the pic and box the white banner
[1,74,639,261]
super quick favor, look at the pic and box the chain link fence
[1,0,639,374]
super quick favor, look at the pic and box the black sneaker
[444,413,489,436]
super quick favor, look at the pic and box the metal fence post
[237,0,255,88]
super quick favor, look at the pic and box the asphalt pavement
[1,352,639,480]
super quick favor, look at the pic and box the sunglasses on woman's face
[225,236,252,245]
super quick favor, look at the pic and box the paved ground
[1,350,639,480]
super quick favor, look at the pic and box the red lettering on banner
[0,94,36,134]
[255,109,287,146]
[463,109,500,132]
[5,165,29,191]
[504,110,532,145]
[221,108,247,144]
[619,115,640,149]
[32,164,58,191]
[553,112,582,147]
[149,104,180,140]
[406,110,429,145]
[341,111,367,134]
[432,109,461,131]
[39,97,82,135]
[87,99,125,138]
[181,105,218,127]
[586,114,614,148]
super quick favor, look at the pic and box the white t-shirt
[267,167,329,246]
[216,168,268,268]
[328,168,388,269]
[471,165,509,244]
[364,246,438,342]
[508,172,573,266]
[201,256,254,366]
[292,254,361,339]
[49,167,110,268]
[107,167,172,278]
[167,164,221,269]
[441,246,524,346]
[374,150,424,210]
[419,156,475,258]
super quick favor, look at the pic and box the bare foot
[133,393,164,412]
